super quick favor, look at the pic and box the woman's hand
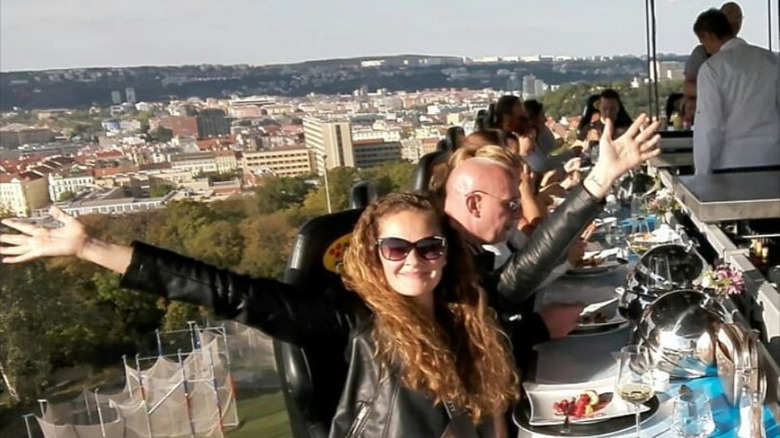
[1,207,89,263]
[1,207,133,273]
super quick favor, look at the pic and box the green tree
[89,270,164,342]
[0,263,76,403]
[185,220,244,268]
[150,126,174,142]
[301,167,360,217]
[237,211,298,279]
[254,175,314,214]
[150,184,174,198]
[210,194,258,221]
[58,190,77,202]
[144,199,219,252]
[361,161,415,196]
[161,301,206,332]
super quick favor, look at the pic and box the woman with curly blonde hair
[339,192,519,436]
[1,192,518,437]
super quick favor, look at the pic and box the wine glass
[646,254,673,291]
[630,195,650,236]
[616,344,655,437]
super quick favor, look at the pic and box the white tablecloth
[519,264,680,437]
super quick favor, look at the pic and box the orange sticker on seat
[323,233,353,273]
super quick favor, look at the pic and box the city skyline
[1,0,778,72]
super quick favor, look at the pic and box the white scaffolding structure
[29,322,252,438]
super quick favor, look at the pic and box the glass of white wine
[616,344,655,437]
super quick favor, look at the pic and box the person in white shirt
[693,8,780,175]
[683,2,743,124]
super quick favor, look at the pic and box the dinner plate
[569,322,630,338]
[571,309,628,336]
[566,260,621,276]
[523,382,652,426]
[514,389,659,437]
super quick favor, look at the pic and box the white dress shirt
[694,38,780,175]
[684,44,708,78]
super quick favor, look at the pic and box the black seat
[349,181,377,209]
[444,126,464,152]
[412,150,451,193]
[274,208,364,438]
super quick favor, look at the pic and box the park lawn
[226,389,293,438]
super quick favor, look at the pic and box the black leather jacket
[485,185,603,310]
[120,242,493,438]
[331,322,496,438]
[476,185,603,370]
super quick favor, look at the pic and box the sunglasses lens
[416,237,446,260]
[379,238,412,261]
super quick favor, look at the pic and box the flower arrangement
[644,188,680,218]
[694,259,745,296]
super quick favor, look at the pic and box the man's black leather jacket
[485,185,603,311]
[476,186,603,371]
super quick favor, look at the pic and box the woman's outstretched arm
[1,206,133,273]
[1,206,356,346]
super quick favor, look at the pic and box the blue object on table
[620,215,658,231]
[670,377,778,437]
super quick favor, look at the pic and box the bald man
[683,2,743,122]
[442,116,661,368]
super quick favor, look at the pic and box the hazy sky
[1,0,777,71]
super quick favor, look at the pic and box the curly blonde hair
[341,192,519,421]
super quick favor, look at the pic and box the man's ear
[465,193,481,218]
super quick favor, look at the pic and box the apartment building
[169,152,218,176]
[214,150,238,174]
[0,172,50,217]
[47,169,95,202]
[400,138,439,163]
[0,124,57,148]
[242,147,314,178]
[34,188,175,218]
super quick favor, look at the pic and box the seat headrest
[283,208,364,288]
[412,150,451,193]
[349,181,377,209]
[445,126,464,151]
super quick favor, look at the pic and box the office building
[242,147,314,178]
[303,117,355,174]
[353,140,402,169]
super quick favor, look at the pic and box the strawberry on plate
[553,390,611,419]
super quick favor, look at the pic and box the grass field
[227,389,293,438]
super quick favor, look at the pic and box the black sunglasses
[376,236,447,261]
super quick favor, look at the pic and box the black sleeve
[505,310,550,373]
[495,186,604,307]
[120,241,354,347]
